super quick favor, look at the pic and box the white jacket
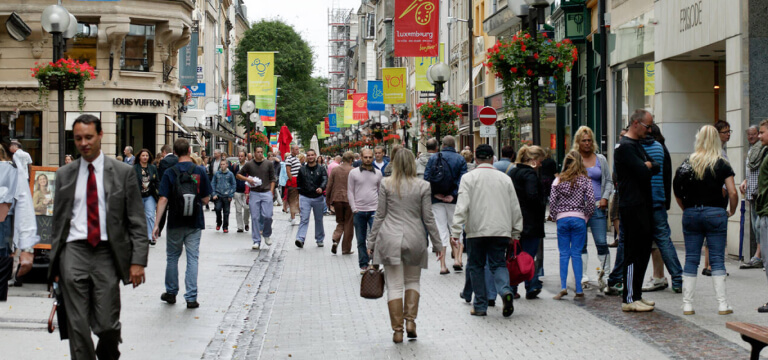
[450,163,523,239]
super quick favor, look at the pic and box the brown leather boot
[404,289,420,338]
[387,299,404,343]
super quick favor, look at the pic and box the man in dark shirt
[614,109,660,312]
[295,149,327,248]
[237,145,276,250]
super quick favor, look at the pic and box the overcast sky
[242,0,362,77]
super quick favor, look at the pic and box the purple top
[587,160,602,202]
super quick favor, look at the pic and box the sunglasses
[638,122,652,129]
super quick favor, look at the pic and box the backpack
[170,165,199,219]
[426,153,456,196]
[674,158,695,203]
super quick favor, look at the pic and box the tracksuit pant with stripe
[619,204,653,304]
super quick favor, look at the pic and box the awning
[197,126,236,143]
[461,65,484,95]
[459,125,470,134]
[166,115,189,134]
[166,116,203,147]
[217,122,244,140]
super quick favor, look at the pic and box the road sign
[480,125,496,137]
[478,106,497,126]
[187,83,206,97]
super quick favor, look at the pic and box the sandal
[453,264,463,271]
[553,289,568,300]
[440,269,450,275]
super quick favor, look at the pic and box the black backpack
[426,153,456,196]
[170,165,199,220]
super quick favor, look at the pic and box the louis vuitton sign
[112,98,170,107]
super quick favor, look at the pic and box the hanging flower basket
[248,131,269,150]
[418,100,461,138]
[31,59,96,111]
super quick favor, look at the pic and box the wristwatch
[21,247,34,254]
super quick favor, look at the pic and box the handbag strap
[507,240,519,260]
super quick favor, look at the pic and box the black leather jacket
[297,163,327,198]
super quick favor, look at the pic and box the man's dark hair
[715,119,731,132]
[161,144,172,154]
[255,145,264,152]
[425,138,438,151]
[173,138,190,157]
[73,114,102,133]
[475,144,494,160]
[239,151,246,157]
[306,149,316,155]
[501,146,515,159]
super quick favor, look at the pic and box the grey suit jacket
[48,156,149,285]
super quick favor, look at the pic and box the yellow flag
[644,62,655,96]
[344,100,355,125]
[415,43,444,91]
[247,52,276,109]
[382,68,407,104]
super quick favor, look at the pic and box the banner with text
[382,68,407,104]
[644,62,655,96]
[344,100,355,125]
[179,31,198,87]
[336,107,350,128]
[367,81,385,111]
[352,93,368,121]
[329,114,339,133]
[324,117,330,136]
[247,52,276,110]
[259,109,276,127]
[415,43,444,91]
[394,0,439,57]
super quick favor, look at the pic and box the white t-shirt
[13,149,32,180]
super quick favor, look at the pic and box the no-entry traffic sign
[479,106,497,126]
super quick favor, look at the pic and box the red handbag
[507,239,535,286]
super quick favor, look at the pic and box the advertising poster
[394,0,439,57]
[382,68,407,104]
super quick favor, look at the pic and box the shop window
[474,70,485,98]
[0,112,42,165]
[121,24,155,72]
[64,23,98,68]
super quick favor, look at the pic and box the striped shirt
[286,155,300,178]
[641,140,665,208]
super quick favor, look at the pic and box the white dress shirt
[67,152,108,242]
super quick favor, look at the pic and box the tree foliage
[234,20,327,148]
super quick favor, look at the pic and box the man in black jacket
[295,149,327,248]
[156,144,178,236]
[614,109,660,312]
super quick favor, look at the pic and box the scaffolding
[328,6,354,114]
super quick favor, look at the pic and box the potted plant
[249,131,269,149]
[31,58,96,111]
[418,100,461,138]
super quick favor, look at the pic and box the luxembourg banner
[317,124,327,139]
[324,117,330,136]
[367,81,385,111]
[382,68,407,104]
[344,100,355,125]
[415,43,444,91]
[259,109,276,126]
[247,52,276,109]
[352,93,368,120]
[329,114,339,133]
[336,107,350,128]
[394,0,439,57]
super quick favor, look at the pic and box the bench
[727,321,768,360]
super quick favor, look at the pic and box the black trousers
[620,204,654,304]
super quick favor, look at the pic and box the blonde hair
[559,151,587,188]
[690,125,726,180]
[460,149,474,163]
[571,126,599,154]
[386,149,417,197]
[516,145,546,164]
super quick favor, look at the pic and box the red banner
[352,93,368,121]
[394,0,439,57]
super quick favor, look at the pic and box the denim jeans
[583,208,608,256]
[466,237,513,312]
[652,208,683,287]
[297,195,325,243]
[608,222,625,287]
[462,234,497,301]
[214,197,231,229]
[557,217,587,293]
[142,196,156,241]
[354,211,375,268]
[0,214,12,257]
[682,206,728,277]
[249,191,273,244]
[512,237,543,295]
[165,227,201,302]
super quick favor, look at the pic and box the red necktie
[87,163,101,247]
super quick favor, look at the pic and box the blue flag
[329,114,339,133]
[367,80,385,111]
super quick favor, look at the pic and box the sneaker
[604,283,623,296]
[295,240,304,248]
[502,293,514,317]
[223,229,229,233]
[640,298,655,307]
[186,301,200,309]
[470,308,487,316]
[360,267,369,275]
[331,242,339,254]
[149,240,157,246]
[525,289,541,300]
[291,218,300,226]
[161,293,177,304]
[488,300,496,307]
[264,237,272,246]
[237,229,244,233]
[642,277,669,292]
[672,287,682,293]
[317,242,324,247]
[274,201,279,206]
[245,225,249,232]
[216,226,221,231]
[702,268,712,276]
[741,257,764,269]
[622,302,654,312]
[758,302,768,313]
[252,243,260,250]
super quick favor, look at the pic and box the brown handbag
[360,262,385,299]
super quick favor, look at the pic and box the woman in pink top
[549,151,595,300]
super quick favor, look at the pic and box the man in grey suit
[49,114,149,360]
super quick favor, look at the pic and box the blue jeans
[354,211,375,268]
[682,207,728,277]
[466,237,513,312]
[214,197,231,229]
[512,237,543,295]
[249,191,273,244]
[557,217,587,293]
[608,222,625,287]
[462,233,497,301]
[0,214,12,257]
[652,208,683,287]
[297,195,325,243]
[583,208,608,256]
[165,227,201,302]
[142,196,156,241]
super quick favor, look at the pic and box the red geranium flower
[527,70,534,76]
[548,56,555,62]
[533,53,539,60]
[510,67,517,73]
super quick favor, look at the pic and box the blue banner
[179,31,198,87]
[329,114,339,133]
[367,80,385,111]
[186,83,205,97]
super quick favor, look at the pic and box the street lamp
[42,5,77,166]
[427,62,450,146]
[242,100,255,152]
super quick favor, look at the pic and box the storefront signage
[394,0,439,57]
[112,98,169,107]
[186,83,206,97]
[680,1,703,33]
[197,66,203,82]
[179,31,198,87]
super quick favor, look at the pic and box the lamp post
[41,4,77,166]
[523,0,552,146]
[427,62,450,147]
[241,100,255,153]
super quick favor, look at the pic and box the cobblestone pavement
[3,205,768,359]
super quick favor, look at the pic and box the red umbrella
[278,125,293,158]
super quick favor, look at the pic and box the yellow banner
[247,52,276,109]
[344,100,355,125]
[317,124,326,139]
[382,67,406,104]
[644,62,655,96]
[415,43,444,91]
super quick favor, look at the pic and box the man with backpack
[153,138,212,309]
[424,135,468,274]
